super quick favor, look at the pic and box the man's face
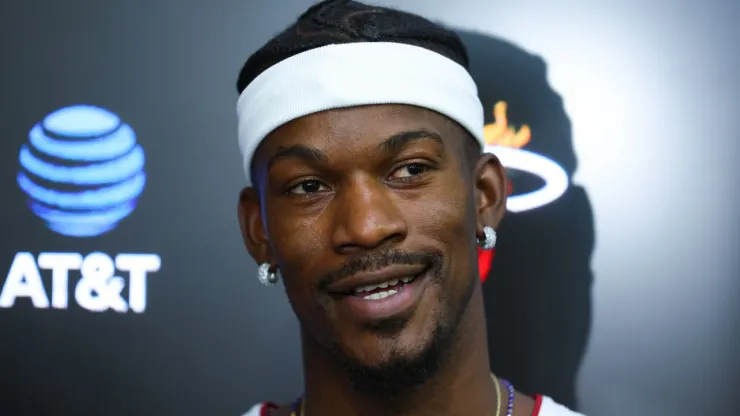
[239,104,504,389]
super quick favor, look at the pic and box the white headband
[236,42,485,183]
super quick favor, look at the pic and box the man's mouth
[350,276,419,300]
[332,269,429,321]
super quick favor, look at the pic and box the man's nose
[330,176,408,255]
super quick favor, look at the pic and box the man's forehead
[266,104,453,148]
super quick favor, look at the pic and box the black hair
[236,0,469,93]
[236,0,481,182]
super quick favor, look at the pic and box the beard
[332,316,454,399]
[328,268,477,400]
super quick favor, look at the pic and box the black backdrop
[0,1,738,415]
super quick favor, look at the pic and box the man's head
[235,0,507,396]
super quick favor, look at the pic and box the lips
[327,264,427,295]
[329,266,431,322]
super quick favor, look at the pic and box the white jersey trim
[243,396,586,415]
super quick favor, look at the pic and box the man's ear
[237,187,274,265]
[473,153,507,233]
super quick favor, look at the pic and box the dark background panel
[0,1,737,415]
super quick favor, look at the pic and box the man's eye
[390,163,429,179]
[288,180,328,195]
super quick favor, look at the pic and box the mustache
[317,249,443,292]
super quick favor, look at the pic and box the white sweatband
[236,42,484,184]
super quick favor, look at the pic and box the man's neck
[300,287,498,416]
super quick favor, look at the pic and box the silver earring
[257,263,279,287]
[477,226,497,250]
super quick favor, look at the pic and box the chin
[350,333,431,367]
[330,316,455,396]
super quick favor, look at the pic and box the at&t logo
[17,104,145,236]
[1,105,161,313]
[0,252,159,313]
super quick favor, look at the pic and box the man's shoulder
[538,395,586,416]
[243,397,586,416]
[242,403,264,416]
[242,402,280,416]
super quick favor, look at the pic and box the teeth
[352,276,417,299]
[363,289,398,300]
[354,278,400,293]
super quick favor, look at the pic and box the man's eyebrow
[267,145,327,171]
[266,129,443,170]
[377,130,443,154]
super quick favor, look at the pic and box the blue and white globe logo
[17,105,146,237]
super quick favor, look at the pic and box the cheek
[264,211,325,286]
[265,213,333,330]
[265,211,345,346]
[406,178,473,247]
[405,179,477,303]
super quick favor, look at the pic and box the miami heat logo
[478,102,569,281]
[483,101,569,213]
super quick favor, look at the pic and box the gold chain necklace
[493,373,502,416]
[293,373,502,416]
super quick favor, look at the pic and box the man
[236,1,585,415]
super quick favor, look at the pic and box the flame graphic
[483,101,531,149]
